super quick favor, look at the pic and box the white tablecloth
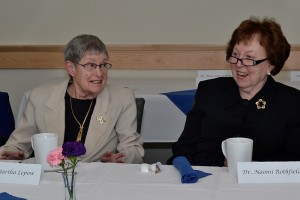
[1,162,299,200]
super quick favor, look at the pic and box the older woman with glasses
[0,34,144,163]
[168,16,300,166]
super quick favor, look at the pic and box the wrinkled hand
[1,150,25,160]
[100,150,126,163]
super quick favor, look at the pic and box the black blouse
[168,76,300,166]
[64,92,96,144]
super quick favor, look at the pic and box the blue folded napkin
[0,192,27,200]
[173,156,211,183]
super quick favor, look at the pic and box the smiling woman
[0,34,144,164]
[168,16,300,167]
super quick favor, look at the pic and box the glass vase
[62,171,77,200]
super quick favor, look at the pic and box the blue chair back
[0,92,15,146]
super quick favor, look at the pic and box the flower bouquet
[47,141,86,200]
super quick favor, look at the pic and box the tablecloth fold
[173,156,211,183]
[0,192,27,200]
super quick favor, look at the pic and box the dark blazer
[0,92,15,146]
[168,76,300,166]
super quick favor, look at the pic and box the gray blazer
[1,79,144,163]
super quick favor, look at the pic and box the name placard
[290,71,300,81]
[237,162,300,183]
[196,70,232,86]
[0,162,42,185]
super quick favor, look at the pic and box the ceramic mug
[221,137,253,175]
[31,133,58,170]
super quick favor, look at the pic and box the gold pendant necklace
[70,96,94,142]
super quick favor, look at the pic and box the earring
[267,72,271,75]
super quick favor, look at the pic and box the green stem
[62,162,73,200]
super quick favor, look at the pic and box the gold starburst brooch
[255,99,266,109]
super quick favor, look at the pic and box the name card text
[237,161,300,183]
[0,162,42,185]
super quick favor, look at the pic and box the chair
[135,98,145,134]
[0,92,15,146]
[16,90,30,127]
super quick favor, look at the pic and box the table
[1,162,299,200]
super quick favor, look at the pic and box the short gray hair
[64,34,108,63]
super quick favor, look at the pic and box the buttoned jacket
[169,76,300,166]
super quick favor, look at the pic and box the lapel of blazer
[84,86,113,157]
[44,79,69,145]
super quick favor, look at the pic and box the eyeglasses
[226,56,268,67]
[74,62,112,72]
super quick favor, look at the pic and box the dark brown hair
[226,16,290,75]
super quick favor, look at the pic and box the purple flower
[62,142,86,158]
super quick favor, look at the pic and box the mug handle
[221,140,227,157]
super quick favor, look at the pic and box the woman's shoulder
[29,78,68,99]
[106,84,135,102]
[31,78,67,92]
[275,81,300,98]
[106,84,134,95]
[197,77,235,90]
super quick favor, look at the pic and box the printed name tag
[196,70,232,86]
[0,162,42,185]
[290,71,300,81]
[237,161,300,183]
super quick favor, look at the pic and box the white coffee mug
[31,133,58,170]
[221,137,253,175]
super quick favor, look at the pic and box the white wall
[1,0,300,117]
[1,0,299,44]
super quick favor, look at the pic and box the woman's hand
[1,150,24,160]
[100,150,126,163]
